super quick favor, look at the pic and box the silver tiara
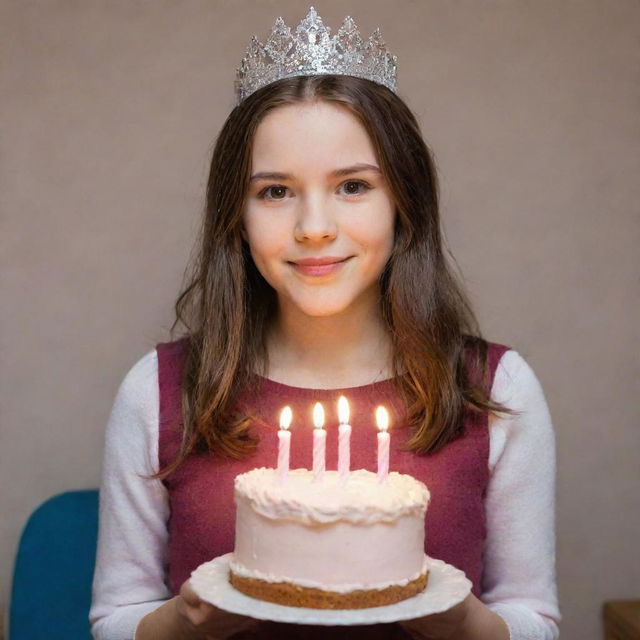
[234,7,398,103]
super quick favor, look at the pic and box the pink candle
[312,402,326,482]
[376,406,390,482]
[277,406,292,482]
[337,396,351,484]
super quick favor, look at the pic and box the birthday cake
[229,467,430,609]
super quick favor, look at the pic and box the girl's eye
[256,180,372,201]
[258,185,289,201]
[341,180,371,196]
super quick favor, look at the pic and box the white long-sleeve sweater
[89,348,560,639]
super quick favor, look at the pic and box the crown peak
[235,6,397,103]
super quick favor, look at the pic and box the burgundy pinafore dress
[156,338,510,639]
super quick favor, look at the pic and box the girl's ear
[240,225,248,243]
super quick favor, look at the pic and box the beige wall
[2,1,638,638]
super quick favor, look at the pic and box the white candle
[277,406,292,482]
[337,396,351,484]
[312,402,326,482]
[376,406,390,482]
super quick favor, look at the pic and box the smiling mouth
[289,257,352,276]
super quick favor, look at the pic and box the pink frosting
[232,468,429,589]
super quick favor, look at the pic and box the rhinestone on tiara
[234,6,398,103]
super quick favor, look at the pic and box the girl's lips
[290,257,351,277]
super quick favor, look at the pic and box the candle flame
[376,406,389,432]
[313,402,325,428]
[279,406,292,430]
[338,396,350,424]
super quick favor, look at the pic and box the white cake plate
[190,553,472,626]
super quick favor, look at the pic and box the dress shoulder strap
[465,339,512,397]
[487,341,512,391]
[156,337,190,470]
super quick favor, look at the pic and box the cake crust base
[229,570,429,609]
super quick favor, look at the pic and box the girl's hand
[176,580,261,639]
[398,593,509,640]
[398,594,471,639]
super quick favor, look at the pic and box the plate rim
[190,552,472,626]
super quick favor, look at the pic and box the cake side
[233,494,427,587]
[230,467,430,608]
[230,550,429,593]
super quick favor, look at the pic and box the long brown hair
[163,74,512,476]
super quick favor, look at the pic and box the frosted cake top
[234,467,430,525]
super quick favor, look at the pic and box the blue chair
[8,490,99,640]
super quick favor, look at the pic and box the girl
[90,8,560,640]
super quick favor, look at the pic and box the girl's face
[243,100,395,321]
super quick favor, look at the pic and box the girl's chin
[281,298,354,319]
[278,290,379,320]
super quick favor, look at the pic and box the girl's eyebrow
[249,163,381,182]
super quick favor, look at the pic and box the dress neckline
[252,373,398,396]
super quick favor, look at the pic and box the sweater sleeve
[90,349,172,640]
[482,350,561,639]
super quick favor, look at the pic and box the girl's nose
[293,194,338,242]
